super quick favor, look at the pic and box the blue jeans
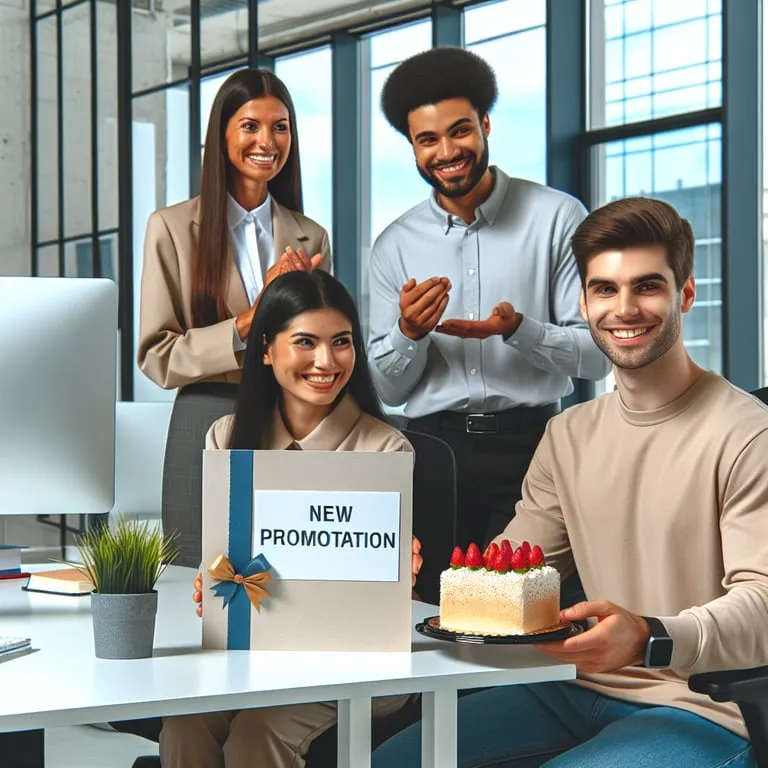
[372,682,756,768]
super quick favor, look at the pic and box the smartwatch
[641,616,674,668]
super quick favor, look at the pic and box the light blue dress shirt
[367,168,611,417]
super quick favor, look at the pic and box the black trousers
[407,406,554,550]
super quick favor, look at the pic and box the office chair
[304,428,459,767]
[405,428,459,604]
[161,382,239,567]
[689,666,768,767]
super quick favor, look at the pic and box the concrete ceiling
[163,0,433,66]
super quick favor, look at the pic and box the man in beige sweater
[373,197,767,767]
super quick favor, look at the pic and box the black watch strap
[641,616,673,668]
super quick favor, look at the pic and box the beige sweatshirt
[495,372,768,738]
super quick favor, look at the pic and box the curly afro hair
[381,47,498,138]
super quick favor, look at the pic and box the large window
[465,0,547,184]
[368,20,433,244]
[362,19,432,334]
[592,0,722,128]
[275,47,333,242]
[588,0,724,392]
[17,0,762,407]
[595,125,722,376]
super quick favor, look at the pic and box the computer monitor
[0,277,117,516]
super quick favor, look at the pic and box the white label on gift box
[251,490,401,581]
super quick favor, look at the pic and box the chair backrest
[162,382,238,567]
[402,428,458,606]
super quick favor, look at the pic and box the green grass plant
[71,517,179,594]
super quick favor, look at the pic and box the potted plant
[70,517,178,659]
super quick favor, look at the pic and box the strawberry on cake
[439,540,560,635]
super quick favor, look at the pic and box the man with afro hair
[367,47,610,549]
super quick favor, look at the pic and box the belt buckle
[465,413,498,434]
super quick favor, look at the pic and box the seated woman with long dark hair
[208,269,405,453]
[160,270,422,768]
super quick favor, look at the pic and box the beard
[589,309,682,371]
[417,134,490,199]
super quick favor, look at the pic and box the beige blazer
[137,196,331,389]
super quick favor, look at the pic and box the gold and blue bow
[207,553,272,612]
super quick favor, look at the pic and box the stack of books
[0,545,28,581]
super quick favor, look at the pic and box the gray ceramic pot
[90,591,158,659]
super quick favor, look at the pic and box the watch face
[646,636,674,668]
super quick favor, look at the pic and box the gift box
[201,450,413,652]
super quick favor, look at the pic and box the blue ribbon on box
[220,450,259,650]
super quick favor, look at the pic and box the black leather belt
[409,403,559,434]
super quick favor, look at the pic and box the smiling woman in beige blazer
[138,68,331,390]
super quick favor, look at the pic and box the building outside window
[589,0,723,392]
[464,0,547,185]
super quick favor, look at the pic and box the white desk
[0,566,575,767]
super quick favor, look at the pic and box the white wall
[0,0,30,276]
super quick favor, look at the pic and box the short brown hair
[571,197,694,290]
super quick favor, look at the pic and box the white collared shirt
[227,192,276,303]
[227,193,276,350]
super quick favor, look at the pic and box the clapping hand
[264,245,324,289]
[399,277,451,341]
[437,301,521,340]
[236,246,324,339]
[533,600,650,673]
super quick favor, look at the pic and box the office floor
[46,725,157,767]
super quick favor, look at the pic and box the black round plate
[415,616,582,645]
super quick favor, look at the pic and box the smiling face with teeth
[407,98,492,201]
[263,308,355,426]
[225,95,291,206]
[580,246,696,371]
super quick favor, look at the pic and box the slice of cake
[439,540,560,635]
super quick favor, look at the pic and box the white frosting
[439,566,560,635]
[440,565,559,600]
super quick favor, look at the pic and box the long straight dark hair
[230,271,385,450]
[192,68,304,328]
